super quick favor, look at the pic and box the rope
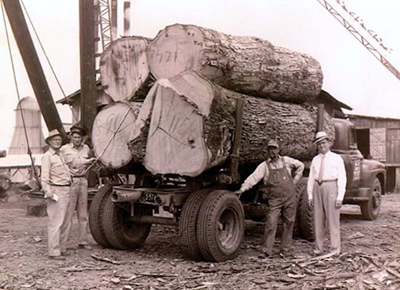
[1,2,40,187]
[20,0,66,99]
[20,0,80,122]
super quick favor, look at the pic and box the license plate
[141,192,157,202]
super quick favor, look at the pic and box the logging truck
[88,102,386,262]
[84,24,386,262]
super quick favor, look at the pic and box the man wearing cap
[41,129,71,260]
[235,140,304,257]
[60,124,96,252]
[307,131,346,256]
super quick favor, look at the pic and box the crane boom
[316,0,400,81]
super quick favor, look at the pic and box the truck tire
[102,198,151,250]
[361,177,382,220]
[196,190,244,262]
[88,184,113,248]
[179,188,212,260]
[296,178,315,241]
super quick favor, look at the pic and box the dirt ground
[0,189,400,290]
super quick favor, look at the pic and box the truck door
[343,127,362,189]
[333,120,362,190]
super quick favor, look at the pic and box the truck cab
[331,118,386,220]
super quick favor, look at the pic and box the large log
[92,102,141,169]
[128,71,334,177]
[100,37,153,101]
[147,24,323,104]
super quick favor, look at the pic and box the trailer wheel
[88,184,113,248]
[179,189,212,260]
[361,177,382,220]
[197,190,244,262]
[296,178,314,241]
[102,198,151,250]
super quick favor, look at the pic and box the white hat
[314,131,329,144]
[45,129,62,144]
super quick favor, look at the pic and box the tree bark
[127,71,334,177]
[92,102,141,169]
[100,36,153,101]
[147,24,323,104]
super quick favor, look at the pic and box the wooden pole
[2,0,65,136]
[123,1,131,36]
[79,0,97,134]
[111,0,118,40]
[317,103,325,132]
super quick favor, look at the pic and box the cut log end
[100,37,151,101]
[92,102,141,169]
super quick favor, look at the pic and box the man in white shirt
[307,131,347,256]
[235,140,304,257]
[41,129,71,260]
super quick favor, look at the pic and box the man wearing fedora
[307,131,346,256]
[60,124,96,252]
[41,129,71,260]
[235,140,304,257]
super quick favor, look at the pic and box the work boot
[279,249,294,258]
[258,246,272,258]
[313,249,323,256]
[79,244,93,250]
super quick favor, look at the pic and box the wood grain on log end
[100,37,151,101]
[92,102,141,169]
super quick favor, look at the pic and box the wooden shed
[347,113,400,192]
[56,82,112,124]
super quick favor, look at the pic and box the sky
[1,0,400,150]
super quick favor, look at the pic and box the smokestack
[123,1,131,36]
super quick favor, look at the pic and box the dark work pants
[262,194,297,255]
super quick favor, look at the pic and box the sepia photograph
[1,0,400,289]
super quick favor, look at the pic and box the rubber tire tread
[179,189,212,260]
[102,197,151,250]
[197,190,244,262]
[296,178,315,241]
[88,184,113,248]
[361,177,382,220]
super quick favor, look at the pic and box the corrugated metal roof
[0,154,42,168]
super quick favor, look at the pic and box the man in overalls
[235,140,304,257]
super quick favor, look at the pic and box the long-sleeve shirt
[239,156,304,192]
[41,148,71,195]
[307,150,347,202]
[61,143,93,177]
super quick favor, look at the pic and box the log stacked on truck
[148,24,323,104]
[100,37,153,101]
[93,24,333,176]
[127,71,333,176]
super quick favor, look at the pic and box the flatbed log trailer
[88,100,386,262]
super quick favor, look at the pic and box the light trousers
[46,186,70,256]
[60,177,89,252]
[313,181,341,253]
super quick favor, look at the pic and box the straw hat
[45,129,62,144]
[314,131,330,144]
